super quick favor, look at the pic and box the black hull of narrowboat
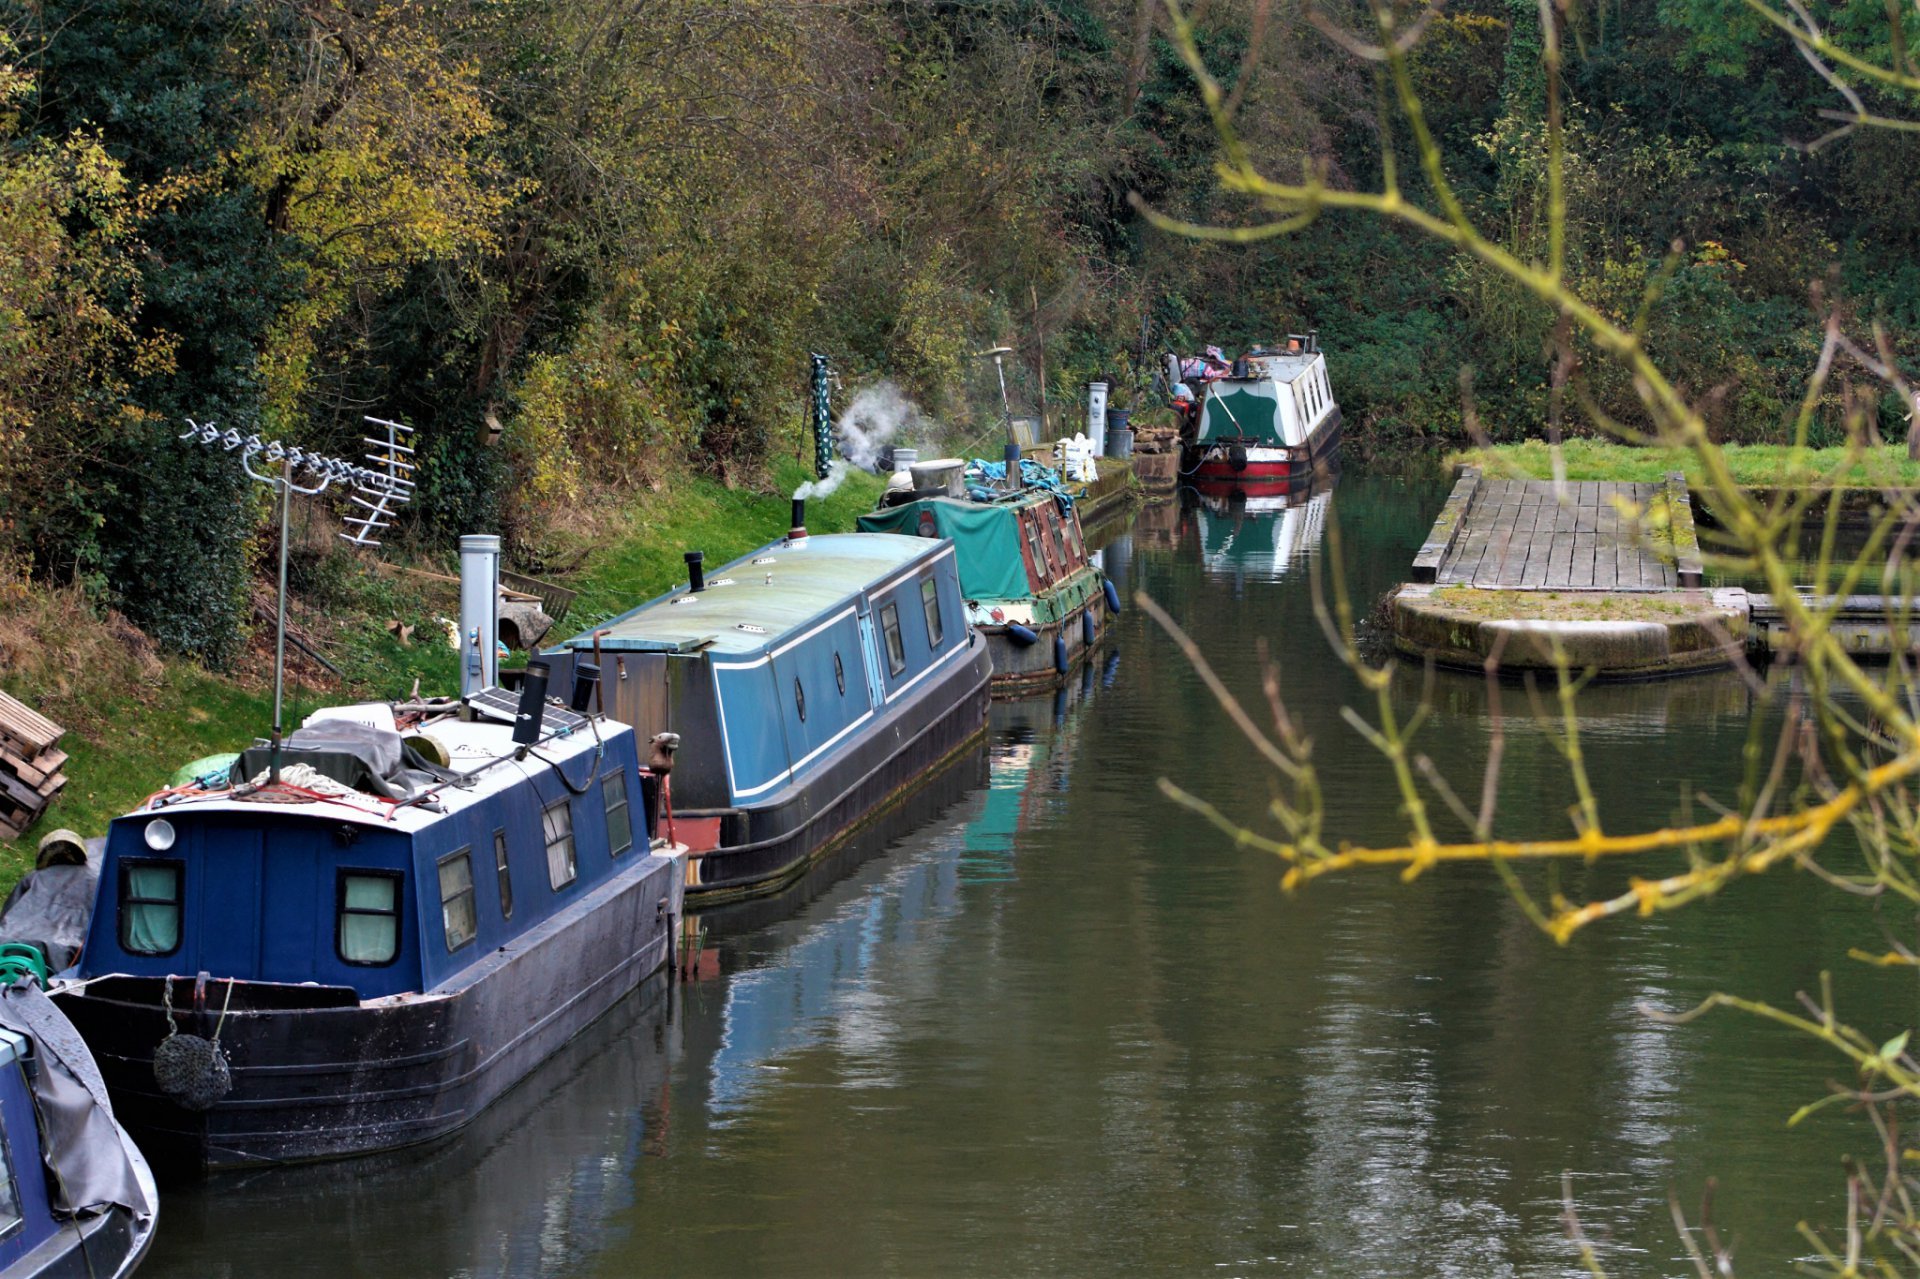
[56,852,680,1175]
[678,638,993,905]
[983,590,1112,696]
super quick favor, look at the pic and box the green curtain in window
[124,866,179,954]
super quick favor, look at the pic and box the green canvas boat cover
[857,498,1032,601]
[1196,383,1283,444]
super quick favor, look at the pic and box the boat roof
[0,1027,24,1069]
[558,532,945,656]
[115,707,627,836]
[1218,350,1322,385]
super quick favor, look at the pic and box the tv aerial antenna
[178,415,416,781]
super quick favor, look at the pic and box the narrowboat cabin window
[881,602,906,675]
[119,859,182,956]
[493,828,513,919]
[0,1125,21,1240]
[544,799,577,889]
[920,577,943,646]
[439,849,477,953]
[602,772,633,858]
[337,871,402,966]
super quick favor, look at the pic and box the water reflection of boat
[137,973,678,1279]
[691,680,1102,1119]
[1188,482,1334,582]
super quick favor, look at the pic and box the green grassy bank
[0,460,885,888]
[1450,439,1920,487]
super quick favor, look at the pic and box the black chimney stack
[789,498,807,541]
[512,661,551,746]
[685,550,705,592]
[569,661,600,714]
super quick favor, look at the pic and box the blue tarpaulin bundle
[963,458,1076,507]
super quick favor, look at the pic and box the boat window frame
[118,857,184,958]
[438,847,478,954]
[0,1120,24,1244]
[493,827,513,920]
[1063,509,1083,560]
[602,771,634,858]
[880,601,907,676]
[1026,510,1054,580]
[920,576,943,647]
[543,798,577,890]
[1047,507,1070,569]
[335,869,404,968]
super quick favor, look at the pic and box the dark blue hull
[57,848,682,1174]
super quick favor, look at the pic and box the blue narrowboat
[541,502,993,904]
[0,982,155,1277]
[49,619,687,1171]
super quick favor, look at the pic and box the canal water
[144,470,1916,1276]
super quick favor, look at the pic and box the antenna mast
[179,416,416,782]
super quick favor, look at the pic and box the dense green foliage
[0,0,1916,661]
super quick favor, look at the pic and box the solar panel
[466,686,592,737]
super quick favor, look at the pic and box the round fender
[1006,623,1039,647]
[1082,609,1096,647]
[1102,577,1122,614]
[1228,445,1249,472]
[1054,635,1069,674]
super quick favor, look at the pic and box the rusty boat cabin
[540,508,991,905]
[1174,334,1342,497]
[857,479,1117,695]
[51,675,686,1175]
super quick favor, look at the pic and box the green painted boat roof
[559,532,941,655]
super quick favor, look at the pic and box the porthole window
[439,849,477,953]
[834,651,846,695]
[120,859,183,956]
[794,676,807,722]
[338,871,402,966]
[920,577,944,647]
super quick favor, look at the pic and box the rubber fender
[1006,623,1039,647]
[1082,609,1096,647]
[1054,635,1069,674]
[1102,577,1122,614]
[1229,445,1249,472]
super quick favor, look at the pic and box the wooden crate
[0,691,66,840]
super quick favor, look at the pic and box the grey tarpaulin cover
[0,982,153,1223]
[0,841,100,972]
[232,717,446,799]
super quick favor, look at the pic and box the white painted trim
[884,628,972,704]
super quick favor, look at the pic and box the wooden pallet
[0,691,66,841]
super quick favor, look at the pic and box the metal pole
[270,456,291,784]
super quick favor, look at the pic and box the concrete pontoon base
[1390,584,1750,678]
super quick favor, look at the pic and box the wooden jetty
[1394,465,1920,677]
[1393,467,1738,678]
[1411,468,1703,591]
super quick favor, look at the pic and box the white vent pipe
[459,534,500,697]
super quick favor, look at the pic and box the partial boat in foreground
[541,500,992,905]
[858,465,1117,694]
[1172,334,1341,494]
[0,979,155,1276]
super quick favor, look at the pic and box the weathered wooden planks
[1426,477,1686,592]
[0,690,67,840]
